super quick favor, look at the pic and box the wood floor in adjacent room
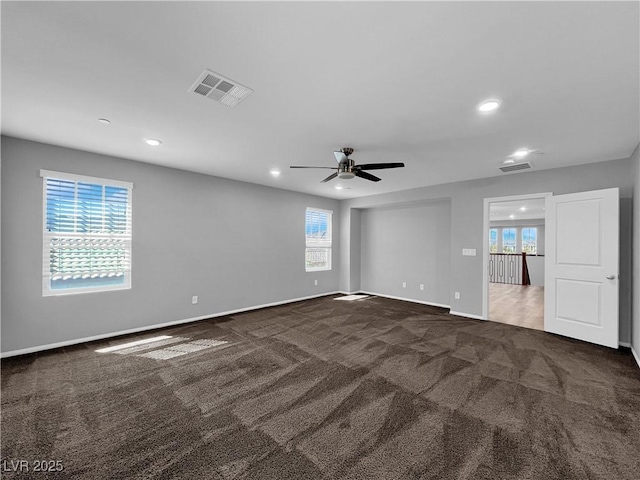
[2,295,639,480]
[489,283,544,331]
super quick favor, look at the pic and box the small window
[522,227,538,254]
[489,228,498,253]
[502,228,517,253]
[305,208,332,271]
[41,170,133,296]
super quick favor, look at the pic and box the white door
[544,188,619,348]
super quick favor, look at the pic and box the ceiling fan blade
[321,172,338,183]
[333,151,347,164]
[355,170,381,182]
[290,166,339,169]
[357,162,405,171]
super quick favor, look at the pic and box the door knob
[606,274,615,280]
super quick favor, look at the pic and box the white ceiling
[2,1,638,199]
[490,198,546,222]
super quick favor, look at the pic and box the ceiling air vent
[499,161,532,173]
[189,69,253,107]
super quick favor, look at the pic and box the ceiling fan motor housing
[338,158,356,179]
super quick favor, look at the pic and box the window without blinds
[489,228,498,253]
[305,208,332,272]
[522,227,538,254]
[41,170,133,296]
[502,227,517,253]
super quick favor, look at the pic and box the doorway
[482,193,551,330]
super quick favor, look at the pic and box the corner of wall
[631,142,640,360]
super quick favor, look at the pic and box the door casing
[482,192,552,321]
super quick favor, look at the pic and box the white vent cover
[189,69,253,107]
[499,161,532,173]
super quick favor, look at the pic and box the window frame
[41,170,133,296]
[521,226,538,254]
[501,227,517,253]
[489,228,498,253]
[305,207,332,272]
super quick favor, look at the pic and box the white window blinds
[41,170,133,296]
[305,208,332,271]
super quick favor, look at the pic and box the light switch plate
[462,248,477,256]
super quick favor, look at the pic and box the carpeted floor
[2,295,639,479]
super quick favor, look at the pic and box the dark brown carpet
[2,295,639,479]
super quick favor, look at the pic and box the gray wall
[359,199,451,306]
[632,144,640,358]
[3,135,638,354]
[348,208,362,293]
[341,156,635,344]
[1,136,340,353]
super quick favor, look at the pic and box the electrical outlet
[420,284,424,291]
[314,279,318,286]
[454,292,460,300]
[192,296,198,304]
[402,282,407,288]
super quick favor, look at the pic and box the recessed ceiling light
[477,99,501,113]
[98,118,111,124]
[509,214,515,219]
[335,185,343,190]
[144,138,162,146]
[512,148,530,159]
[503,159,515,165]
[520,207,526,212]
[269,169,281,177]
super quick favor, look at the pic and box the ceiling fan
[290,147,405,183]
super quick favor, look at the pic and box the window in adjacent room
[305,207,332,271]
[502,227,517,253]
[41,170,133,296]
[489,228,498,253]
[522,227,538,254]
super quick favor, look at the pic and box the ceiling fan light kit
[290,147,405,184]
[338,171,355,180]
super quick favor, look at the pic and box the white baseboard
[0,291,341,358]
[619,342,631,348]
[358,291,450,309]
[631,346,640,369]
[448,310,485,320]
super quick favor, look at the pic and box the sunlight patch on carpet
[111,336,191,355]
[136,339,230,360]
[95,335,174,353]
[335,295,370,301]
[97,335,230,360]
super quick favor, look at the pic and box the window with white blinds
[41,170,133,296]
[305,208,332,272]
